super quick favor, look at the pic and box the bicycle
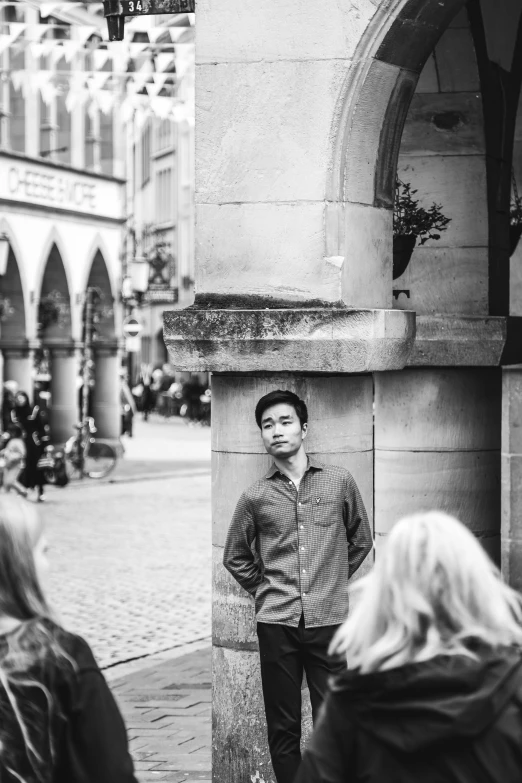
[64,417,118,480]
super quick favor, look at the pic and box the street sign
[125,336,141,353]
[123,317,143,337]
[104,0,194,39]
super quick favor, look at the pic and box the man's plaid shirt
[223,456,373,628]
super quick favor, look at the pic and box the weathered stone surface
[165,307,416,373]
[212,451,272,547]
[407,316,506,366]
[195,203,343,303]
[196,60,349,204]
[375,0,465,72]
[195,0,379,64]
[213,546,257,649]
[375,449,500,536]
[335,58,401,207]
[335,202,392,308]
[400,93,485,156]
[375,369,501,451]
[393,247,488,316]
[212,646,312,783]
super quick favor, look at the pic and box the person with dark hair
[223,389,373,783]
[11,392,50,503]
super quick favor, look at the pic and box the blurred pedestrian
[2,380,19,433]
[1,425,28,497]
[11,391,50,503]
[120,372,137,437]
[0,495,138,782]
[139,364,155,421]
[295,511,522,783]
[224,389,372,783]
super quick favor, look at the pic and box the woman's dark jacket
[0,621,138,783]
[295,648,522,783]
[11,404,50,489]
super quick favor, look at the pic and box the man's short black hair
[255,390,308,429]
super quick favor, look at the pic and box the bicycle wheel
[84,441,117,479]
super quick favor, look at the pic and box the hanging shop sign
[104,0,194,40]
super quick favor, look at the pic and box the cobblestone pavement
[111,647,211,783]
[41,415,211,669]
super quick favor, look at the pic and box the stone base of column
[48,341,79,444]
[375,368,501,564]
[92,343,121,440]
[211,373,375,783]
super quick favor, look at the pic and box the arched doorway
[327,0,522,569]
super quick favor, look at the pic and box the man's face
[260,403,307,458]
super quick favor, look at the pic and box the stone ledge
[408,316,507,367]
[164,307,416,373]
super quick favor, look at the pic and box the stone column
[165,309,415,783]
[375,368,502,563]
[212,373,375,782]
[501,365,522,590]
[92,344,121,440]
[49,343,78,443]
[2,343,34,396]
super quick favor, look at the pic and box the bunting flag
[92,48,110,70]
[154,53,173,73]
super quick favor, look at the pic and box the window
[155,166,173,224]
[156,118,173,154]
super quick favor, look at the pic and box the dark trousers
[256,616,345,783]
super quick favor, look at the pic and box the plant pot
[393,234,417,280]
[509,224,522,257]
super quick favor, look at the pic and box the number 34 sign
[119,0,194,15]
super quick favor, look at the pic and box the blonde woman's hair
[331,511,522,674]
[0,496,75,782]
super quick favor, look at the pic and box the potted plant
[393,179,451,279]
[510,176,522,256]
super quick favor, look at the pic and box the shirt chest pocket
[311,497,343,527]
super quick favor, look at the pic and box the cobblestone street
[41,416,212,670]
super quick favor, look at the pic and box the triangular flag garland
[6,68,192,123]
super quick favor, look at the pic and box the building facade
[123,14,195,378]
[0,2,125,442]
[0,0,195,437]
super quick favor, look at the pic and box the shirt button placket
[297,492,310,606]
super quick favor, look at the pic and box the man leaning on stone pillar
[223,389,373,783]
